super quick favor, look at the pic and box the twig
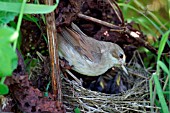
[78,13,170,56]
[45,0,62,101]
[77,13,122,30]
[127,68,148,79]
[65,69,82,86]
[108,0,124,25]
[124,29,158,54]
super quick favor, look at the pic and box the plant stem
[13,0,26,50]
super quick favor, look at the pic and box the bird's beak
[121,65,128,74]
[118,57,128,74]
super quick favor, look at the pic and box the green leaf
[157,30,170,61]
[74,107,81,113]
[44,92,48,97]
[0,11,17,25]
[23,14,39,23]
[167,40,170,47]
[0,26,16,43]
[0,0,20,25]
[0,44,18,77]
[153,74,169,113]
[0,26,18,77]
[0,83,9,95]
[0,1,58,14]
[157,61,170,77]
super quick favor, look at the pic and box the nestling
[58,23,127,76]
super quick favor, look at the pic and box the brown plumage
[58,23,127,76]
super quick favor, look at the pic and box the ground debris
[4,75,65,113]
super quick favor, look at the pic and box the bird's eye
[119,53,124,59]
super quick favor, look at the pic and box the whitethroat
[58,23,128,76]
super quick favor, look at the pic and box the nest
[62,78,151,112]
[61,52,158,113]
[29,51,159,113]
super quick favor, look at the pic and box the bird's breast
[59,44,112,76]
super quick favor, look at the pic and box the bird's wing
[70,23,110,53]
[60,26,95,61]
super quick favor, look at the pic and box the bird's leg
[59,59,73,70]
[59,59,82,85]
[59,59,72,78]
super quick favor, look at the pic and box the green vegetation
[0,0,169,112]
[0,0,58,95]
[118,0,170,112]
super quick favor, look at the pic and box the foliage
[149,30,170,113]
[118,0,170,113]
[0,0,59,95]
[0,0,19,25]
[0,27,18,77]
[74,107,81,113]
[118,0,170,37]
[0,1,58,14]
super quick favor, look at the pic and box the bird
[58,23,128,76]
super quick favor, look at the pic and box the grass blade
[118,3,163,34]
[157,61,170,77]
[153,74,169,113]
[0,1,58,14]
[157,30,170,61]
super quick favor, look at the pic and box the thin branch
[77,13,122,30]
[78,13,170,56]
[45,0,62,101]
[108,0,124,25]
[66,69,82,86]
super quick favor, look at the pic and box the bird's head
[109,44,128,74]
